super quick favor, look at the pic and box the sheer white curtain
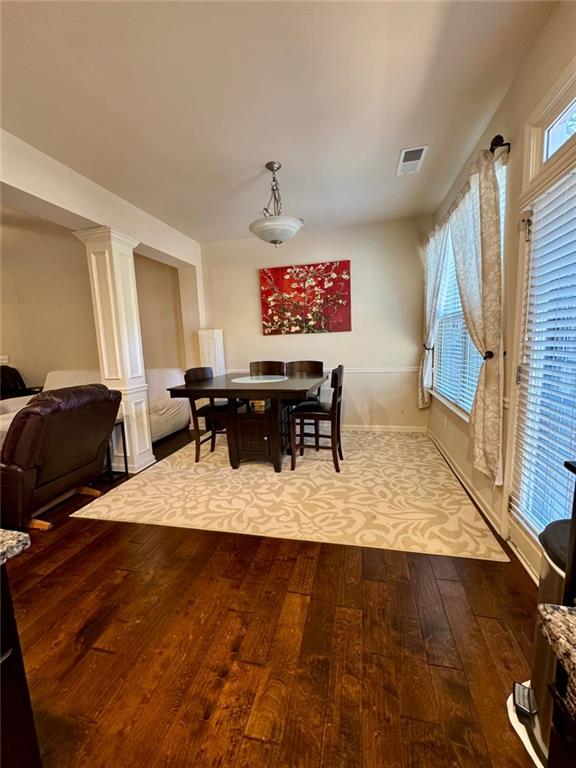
[450,150,504,484]
[418,224,449,409]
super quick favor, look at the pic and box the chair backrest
[184,367,216,410]
[250,361,286,376]
[1,384,121,486]
[0,366,27,397]
[185,366,214,385]
[285,360,324,377]
[330,365,344,412]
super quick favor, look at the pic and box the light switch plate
[0,355,9,364]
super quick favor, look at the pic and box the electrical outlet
[0,355,9,364]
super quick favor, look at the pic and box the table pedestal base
[227,399,290,472]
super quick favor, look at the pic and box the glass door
[509,169,576,543]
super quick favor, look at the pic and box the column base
[114,385,156,474]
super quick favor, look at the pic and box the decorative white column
[74,226,155,474]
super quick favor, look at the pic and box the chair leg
[315,421,320,451]
[330,420,341,473]
[337,410,344,460]
[191,402,202,463]
[290,416,297,471]
[210,425,217,452]
[299,419,305,456]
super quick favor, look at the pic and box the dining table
[168,372,327,471]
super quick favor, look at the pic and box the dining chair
[184,366,238,462]
[286,360,324,449]
[290,365,344,473]
[249,361,286,376]
[285,360,324,394]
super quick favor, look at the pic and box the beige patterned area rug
[73,431,508,561]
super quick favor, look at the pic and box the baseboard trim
[429,430,541,583]
[427,429,502,536]
[507,517,540,585]
[128,455,157,475]
[343,424,428,433]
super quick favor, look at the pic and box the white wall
[0,207,99,385]
[203,218,430,429]
[426,1,576,552]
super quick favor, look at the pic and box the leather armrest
[0,465,37,530]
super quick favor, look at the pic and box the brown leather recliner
[0,384,121,529]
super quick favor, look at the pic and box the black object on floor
[539,520,571,572]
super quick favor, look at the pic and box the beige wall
[0,207,99,385]
[134,253,184,370]
[203,218,430,428]
[427,1,576,542]
[2,130,206,326]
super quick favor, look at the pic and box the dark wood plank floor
[6,431,537,767]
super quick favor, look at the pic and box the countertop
[538,603,576,716]
[0,529,31,565]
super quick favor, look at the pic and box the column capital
[73,225,140,250]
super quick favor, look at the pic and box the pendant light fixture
[249,161,304,246]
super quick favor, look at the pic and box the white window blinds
[509,168,576,535]
[435,240,483,412]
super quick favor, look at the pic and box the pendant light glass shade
[249,215,304,246]
[249,161,303,246]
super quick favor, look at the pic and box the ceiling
[1,1,555,243]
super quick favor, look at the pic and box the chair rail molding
[74,226,155,474]
[226,367,419,375]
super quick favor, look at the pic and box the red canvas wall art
[259,260,351,335]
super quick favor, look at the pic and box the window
[433,159,507,413]
[544,96,576,161]
[434,240,483,413]
[509,169,576,534]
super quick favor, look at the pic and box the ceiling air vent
[396,146,428,176]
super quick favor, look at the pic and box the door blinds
[509,168,576,535]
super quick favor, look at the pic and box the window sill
[430,390,471,423]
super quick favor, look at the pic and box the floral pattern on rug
[73,431,508,562]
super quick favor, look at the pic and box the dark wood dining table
[168,372,328,472]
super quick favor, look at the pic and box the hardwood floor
[7,431,537,767]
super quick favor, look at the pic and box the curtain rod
[426,134,512,241]
[490,134,511,154]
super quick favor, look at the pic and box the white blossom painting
[259,260,351,335]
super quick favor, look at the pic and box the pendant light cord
[263,171,283,217]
